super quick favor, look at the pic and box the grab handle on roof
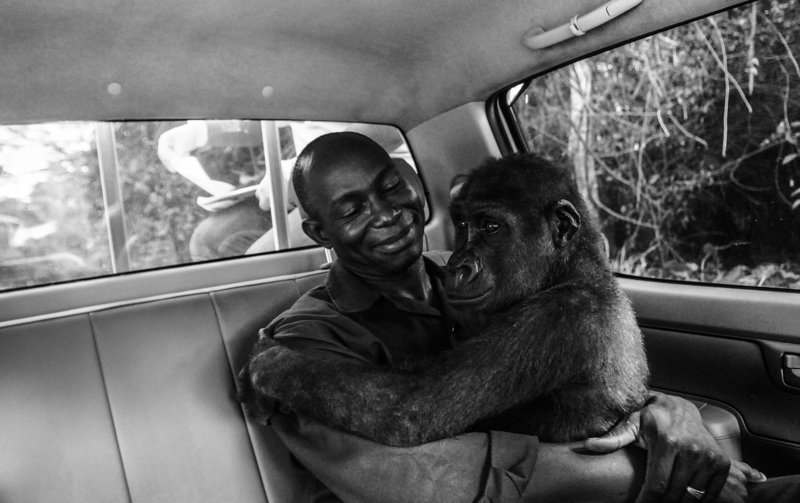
[523,0,644,50]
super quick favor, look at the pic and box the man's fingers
[634,445,675,503]
[679,461,716,503]
[682,448,729,503]
[662,454,696,503]
[699,467,728,503]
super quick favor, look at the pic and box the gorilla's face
[445,201,550,313]
[444,157,581,314]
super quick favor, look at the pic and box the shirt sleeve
[261,296,390,366]
[270,413,539,503]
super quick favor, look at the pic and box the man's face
[304,151,425,277]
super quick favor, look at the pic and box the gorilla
[244,153,649,446]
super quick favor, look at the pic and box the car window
[509,1,800,290]
[0,120,415,291]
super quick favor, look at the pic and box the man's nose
[370,197,401,226]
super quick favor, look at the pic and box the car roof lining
[1,0,738,130]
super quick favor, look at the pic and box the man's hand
[584,392,765,502]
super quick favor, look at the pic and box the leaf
[782,153,798,165]
[721,264,750,283]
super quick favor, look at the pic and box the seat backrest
[0,251,451,502]
[0,269,326,503]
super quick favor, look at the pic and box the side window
[510,2,800,290]
[0,120,414,291]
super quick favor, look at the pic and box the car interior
[1,0,799,501]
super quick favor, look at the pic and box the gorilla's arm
[247,284,621,446]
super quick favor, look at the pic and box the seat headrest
[289,157,426,220]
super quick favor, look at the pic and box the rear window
[509,1,800,290]
[0,120,414,291]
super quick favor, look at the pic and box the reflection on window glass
[512,1,800,289]
[0,120,413,291]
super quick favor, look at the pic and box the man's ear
[549,199,581,248]
[301,219,332,249]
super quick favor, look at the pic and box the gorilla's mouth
[445,287,493,308]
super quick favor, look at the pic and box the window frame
[490,0,800,293]
[0,119,422,293]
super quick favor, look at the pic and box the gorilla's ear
[449,174,468,201]
[550,199,581,248]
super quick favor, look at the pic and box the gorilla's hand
[240,338,450,446]
[239,338,295,421]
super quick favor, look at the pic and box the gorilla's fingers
[584,410,641,453]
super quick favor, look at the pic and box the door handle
[784,354,800,388]
[760,342,800,393]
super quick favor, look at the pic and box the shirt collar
[326,256,445,314]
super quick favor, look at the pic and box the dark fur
[244,153,649,446]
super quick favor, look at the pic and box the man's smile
[372,223,417,254]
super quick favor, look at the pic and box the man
[241,132,771,502]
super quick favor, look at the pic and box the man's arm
[239,315,550,503]
[585,392,765,503]
[241,307,640,503]
[242,293,760,502]
[269,412,647,503]
[246,339,761,503]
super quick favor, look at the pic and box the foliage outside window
[0,120,412,292]
[513,0,800,289]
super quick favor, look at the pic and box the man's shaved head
[292,132,390,220]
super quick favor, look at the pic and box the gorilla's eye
[456,220,468,230]
[481,221,501,234]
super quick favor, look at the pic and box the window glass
[0,120,414,291]
[511,1,800,289]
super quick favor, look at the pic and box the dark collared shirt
[260,257,539,503]
[266,257,459,366]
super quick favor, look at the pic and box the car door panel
[623,278,800,476]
